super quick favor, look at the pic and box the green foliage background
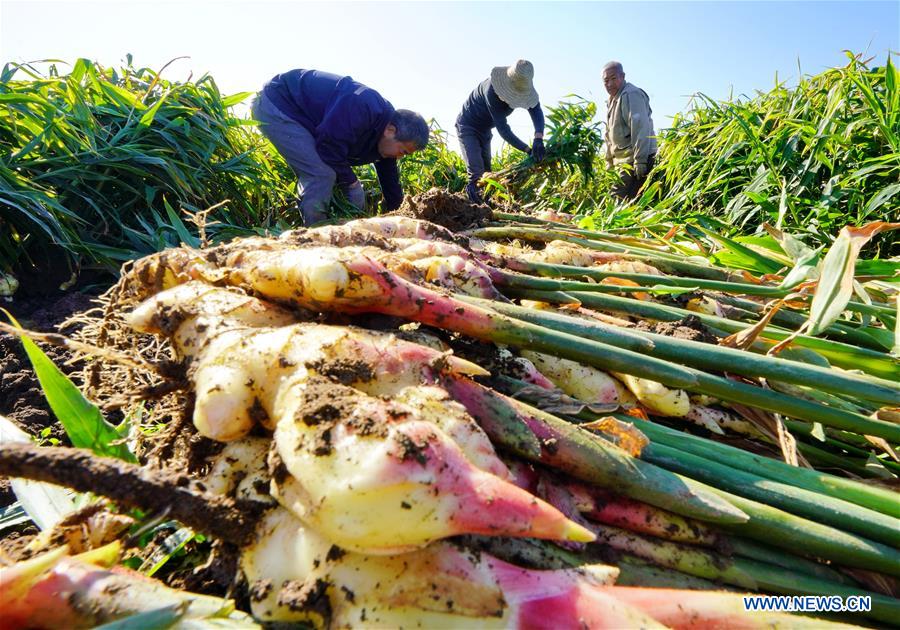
[593,52,900,257]
[1,53,897,283]
[0,57,295,275]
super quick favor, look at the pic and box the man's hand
[530,137,545,163]
[634,162,649,179]
[345,181,366,210]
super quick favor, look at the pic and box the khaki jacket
[605,82,657,167]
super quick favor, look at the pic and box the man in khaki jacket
[602,61,657,199]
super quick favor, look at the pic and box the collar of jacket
[608,82,636,106]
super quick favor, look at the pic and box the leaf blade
[805,222,900,336]
[1,310,136,462]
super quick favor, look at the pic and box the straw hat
[490,60,539,109]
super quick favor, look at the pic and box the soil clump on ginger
[634,315,718,344]
[295,376,390,456]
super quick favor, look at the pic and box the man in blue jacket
[252,69,430,225]
[456,60,546,202]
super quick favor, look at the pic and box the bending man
[602,61,657,199]
[456,60,546,203]
[253,69,429,225]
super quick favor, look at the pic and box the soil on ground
[0,291,102,504]
[1,292,98,435]
[392,188,493,231]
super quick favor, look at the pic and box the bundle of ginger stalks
[2,193,898,628]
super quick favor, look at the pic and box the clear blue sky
[2,1,898,151]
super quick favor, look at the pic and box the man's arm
[374,158,403,211]
[623,91,654,170]
[490,110,530,152]
[527,105,545,136]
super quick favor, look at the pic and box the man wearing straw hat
[252,69,430,226]
[456,60,546,203]
[602,61,657,199]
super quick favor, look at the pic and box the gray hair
[603,61,624,76]
[391,109,430,149]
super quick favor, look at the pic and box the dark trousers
[457,123,492,201]
[613,154,656,200]
[251,92,334,225]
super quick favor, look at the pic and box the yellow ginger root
[474,241,533,261]
[203,437,275,505]
[123,233,513,326]
[687,295,722,316]
[395,327,451,352]
[516,301,686,415]
[223,245,388,305]
[390,237,475,260]
[406,255,503,298]
[122,241,396,310]
[690,393,718,406]
[152,322,483,440]
[540,240,619,266]
[127,282,487,440]
[279,224,393,249]
[343,215,462,243]
[242,508,638,629]
[596,260,664,276]
[247,510,802,630]
[272,380,593,553]
[535,210,576,223]
[3,543,257,629]
[127,281,298,356]
[478,240,619,268]
[388,238,507,298]
[280,217,461,247]
[612,379,640,408]
[124,217,490,308]
[129,284,591,552]
[224,242,501,305]
[685,405,767,438]
[611,372,691,418]
[123,247,218,302]
[520,350,621,405]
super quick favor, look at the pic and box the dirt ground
[0,291,103,504]
[1,292,98,436]
[392,188,493,231]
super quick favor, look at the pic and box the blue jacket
[262,69,403,210]
[456,78,545,151]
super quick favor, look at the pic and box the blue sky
[2,1,898,151]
